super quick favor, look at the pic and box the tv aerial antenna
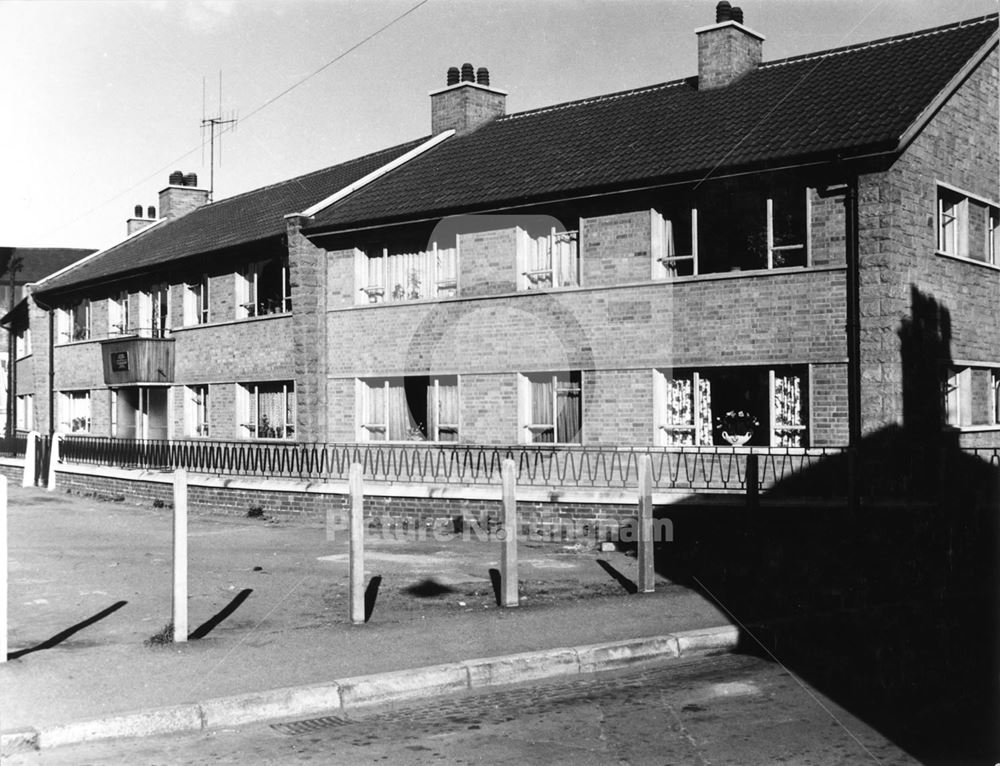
[201,72,238,202]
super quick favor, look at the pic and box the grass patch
[144,622,175,646]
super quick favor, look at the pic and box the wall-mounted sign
[111,351,130,372]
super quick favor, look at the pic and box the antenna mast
[200,71,238,202]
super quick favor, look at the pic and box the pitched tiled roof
[39,138,428,293]
[0,247,96,283]
[305,14,998,233]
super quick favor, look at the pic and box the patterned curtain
[257,384,284,437]
[697,376,713,445]
[664,374,712,445]
[773,372,805,447]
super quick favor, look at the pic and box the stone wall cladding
[288,215,329,441]
[857,48,1000,434]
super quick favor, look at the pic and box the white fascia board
[288,130,456,220]
[897,29,998,153]
[32,218,168,288]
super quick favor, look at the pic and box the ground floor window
[519,371,582,444]
[239,381,295,439]
[16,394,33,431]
[59,390,91,433]
[943,366,1000,427]
[359,376,459,441]
[184,385,210,437]
[112,386,169,439]
[655,365,809,447]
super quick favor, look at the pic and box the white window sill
[943,424,1000,433]
[935,250,1000,271]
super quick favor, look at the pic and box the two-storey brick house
[8,7,998,459]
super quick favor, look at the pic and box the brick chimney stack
[158,170,210,220]
[696,1,764,90]
[126,203,158,236]
[430,63,506,136]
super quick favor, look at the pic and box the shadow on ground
[8,601,128,660]
[654,287,998,765]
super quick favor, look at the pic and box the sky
[1,0,997,250]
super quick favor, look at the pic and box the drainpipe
[48,308,55,439]
[845,174,862,514]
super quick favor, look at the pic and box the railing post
[172,468,188,643]
[500,459,519,608]
[46,433,61,492]
[0,476,7,663]
[637,454,655,593]
[349,463,365,625]
[22,430,37,488]
[746,453,759,513]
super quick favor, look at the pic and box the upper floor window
[357,241,458,304]
[238,381,295,440]
[659,185,809,277]
[518,371,582,444]
[184,274,210,325]
[15,326,30,358]
[59,390,91,433]
[137,283,169,338]
[937,184,999,264]
[56,299,91,343]
[358,375,459,441]
[239,258,291,318]
[516,228,579,290]
[108,291,131,336]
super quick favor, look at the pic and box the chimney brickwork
[158,171,209,220]
[696,3,764,90]
[430,64,506,136]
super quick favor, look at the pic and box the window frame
[356,239,460,305]
[16,393,33,431]
[518,371,583,445]
[184,274,210,326]
[357,375,460,442]
[184,384,210,437]
[238,381,295,440]
[515,227,580,291]
[59,389,91,433]
[238,258,291,318]
[56,299,91,344]
[108,290,131,336]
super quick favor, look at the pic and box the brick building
[6,7,998,456]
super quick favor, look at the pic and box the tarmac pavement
[1,481,734,755]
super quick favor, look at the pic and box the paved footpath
[1,482,731,755]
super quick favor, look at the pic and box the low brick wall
[0,460,675,542]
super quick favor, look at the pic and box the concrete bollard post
[349,463,365,625]
[637,454,655,593]
[46,433,60,492]
[0,476,7,663]
[172,469,188,643]
[746,453,760,513]
[500,459,519,608]
[22,431,37,488]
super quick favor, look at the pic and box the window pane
[530,375,554,425]
[555,372,581,443]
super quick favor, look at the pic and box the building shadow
[7,601,128,660]
[188,589,254,640]
[655,286,998,764]
[596,559,638,594]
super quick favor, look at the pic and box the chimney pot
[447,66,460,86]
[460,62,474,82]
[169,170,184,186]
[731,6,744,23]
[134,204,143,217]
[183,172,198,187]
[715,1,732,22]
[147,205,156,218]
[476,67,490,86]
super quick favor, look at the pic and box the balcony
[100,336,175,385]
